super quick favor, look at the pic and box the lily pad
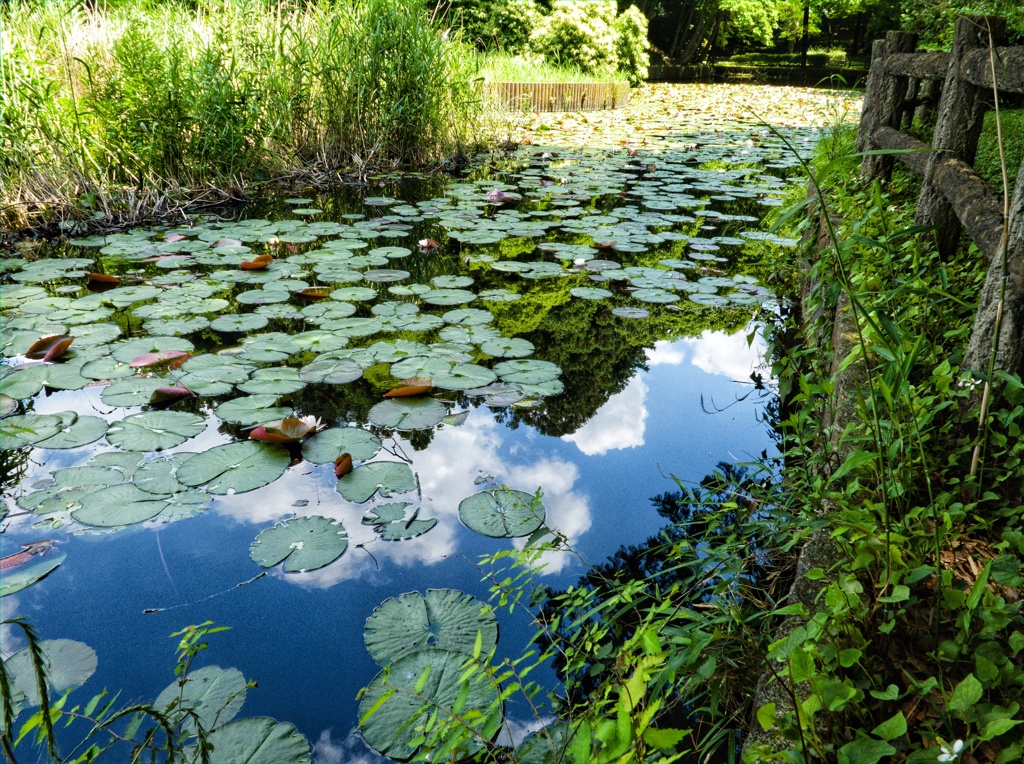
[71,484,172,526]
[358,649,501,761]
[185,718,311,764]
[177,441,290,494]
[298,356,364,385]
[250,516,349,572]
[431,363,498,391]
[458,489,545,538]
[34,414,108,450]
[134,453,197,495]
[100,377,170,407]
[492,359,560,385]
[155,665,247,737]
[2,639,96,707]
[421,288,476,306]
[362,502,437,541]
[105,411,205,452]
[302,427,382,464]
[368,398,447,431]
[210,313,270,333]
[336,461,416,503]
[238,367,304,396]
[0,414,65,450]
[363,589,496,666]
[0,548,67,597]
[215,395,292,425]
[479,337,535,359]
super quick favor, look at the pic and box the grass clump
[475,52,625,83]
[0,0,481,226]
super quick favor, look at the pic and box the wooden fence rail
[853,14,1024,378]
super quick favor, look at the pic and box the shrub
[529,0,618,74]
[613,5,650,85]
[439,0,539,53]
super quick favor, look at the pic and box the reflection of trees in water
[0,444,31,507]
[538,462,791,749]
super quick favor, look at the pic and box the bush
[437,0,539,53]
[613,5,650,85]
[530,0,618,74]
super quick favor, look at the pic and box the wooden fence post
[856,31,918,180]
[915,15,1006,260]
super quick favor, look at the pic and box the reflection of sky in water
[1,328,772,759]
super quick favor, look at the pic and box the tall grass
[0,0,482,225]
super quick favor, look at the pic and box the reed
[0,0,482,226]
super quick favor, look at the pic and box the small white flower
[299,415,324,432]
[937,739,964,762]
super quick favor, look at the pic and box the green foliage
[613,5,650,85]
[0,619,310,763]
[437,0,540,53]
[530,0,620,74]
[0,0,481,222]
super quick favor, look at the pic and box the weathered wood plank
[884,51,950,79]
[959,46,1024,94]
[857,31,918,179]
[486,82,630,112]
[875,125,1005,262]
[915,15,1005,259]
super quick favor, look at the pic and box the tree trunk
[800,0,810,68]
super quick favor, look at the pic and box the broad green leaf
[185,717,311,764]
[362,502,437,541]
[336,461,416,503]
[105,411,205,452]
[3,639,97,706]
[368,399,446,431]
[0,549,66,597]
[364,589,497,667]
[155,665,246,737]
[33,414,108,450]
[215,395,292,425]
[458,489,545,538]
[71,484,171,526]
[302,427,381,464]
[177,441,290,494]
[250,516,349,572]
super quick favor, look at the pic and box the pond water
[0,85,855,762]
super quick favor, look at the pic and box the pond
[0,85,857,762]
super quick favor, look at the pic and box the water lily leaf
[431,364,497,391]
[134,453,197,495]
[100,377,169,407]
[155,665,246,737]
[178,360,254,396]
[215,395,292,425]
[632,288,679,304]
[0,365,47,399]
[431,275,474,289]
[421,288,475,306]
[369,398,446,431]
[34,415,108,450]
[210,313,269,333]
[238,367,304,396]
[106,411,205,452]
[363,589,496,666]
[492,359,560,385]
[185,718,311,764]
[612,306,649,318]
[479,337,535,359]
[370,246,412,259]
[150,386,195,405]
[249,417,318,444]
[0,548,66,597]
[290,330,349,354]
[516,722,573,764]
[384,383,433,398]
[298,356,364,385]
[336,461,416,503]
[362,502,437,541]
[441,308,492,326]
[363,269,410,283]
[358,649,501,761]
[458,489,545,538]
[0,414,64,449]
[479,288,520,302]
[3,639,96,706]
[329,286,377,302]
[130,350,192,369]
[177,441,290,494]
[26,334,74,362]
[302,427,381,464]
[250,515,349,572]
[0,394,16,417]
[71,484,172,526]
[80,356,135,380]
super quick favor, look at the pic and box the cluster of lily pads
[0,635,311,763]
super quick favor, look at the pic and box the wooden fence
[853,15,1024,378]
[485,81,630,112]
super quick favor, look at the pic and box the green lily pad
[421,288,476,306]
[368,398,447,431]
[363,269,410,283]
[570,286,613,300]
[358,649,501,761]
[134,453,197,495]
[80,356,135,380]
[632,288,678,303]
[210,313,270,333]
[215,395,292,425]
[302,427,382,464]
[0,548,67,597]
[362,502,437,541]
[431,275,474,289]
[492,359,560,385]
[71,484,172,526]
[185,718,311,764]
[34,414,108,450]
[458,489,545,538]
[479,337,535,359]
[105,411,205,452]
[516,722,573,764]
[431,363,497,391]
[0,366,47,399]
[250,516,349,572]
[238,367,304,395]
[178,359,255,396]
[0,414,65,450]
[177,441,290,494]
[155,665,246,737]
[100,377,169,407]
[363,589,496,666]
[111,337,194,364]
[298,356,364,385]
[2,639,96,707]
[330,286,377,302]
[336,461,416,503]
